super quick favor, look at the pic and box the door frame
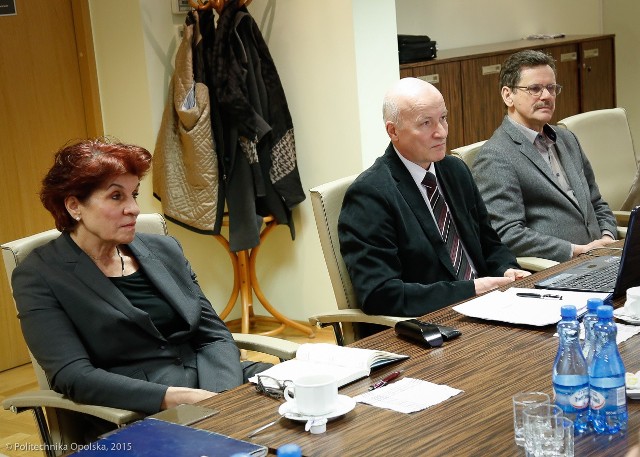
[72,0,103,137]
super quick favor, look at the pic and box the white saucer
[614,308,640,325]
[278,394,356,422]
[627,389,640,400]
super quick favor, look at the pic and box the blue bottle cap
[277,443,302,457]
[560,304,577,319]
[596,304,614,318]
[587,297,603,312]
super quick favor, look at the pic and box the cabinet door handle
[418,74,440,84]
[584,48,599,59]
[482,64,501,75]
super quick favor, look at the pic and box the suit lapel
[57,234,164,339]
[128,236,199,329]
[503,119,582,212]
[503,120,557,181]
[554,133,590,217]
[384,147,458,278]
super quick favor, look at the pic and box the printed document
[452,288,610,326]
[354,378,462,414]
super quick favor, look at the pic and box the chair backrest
[309,175,359,312]
[1,213,168,390]
[557,108,638,211]
[450,140,487,168]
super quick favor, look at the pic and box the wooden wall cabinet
[400,35,616,150]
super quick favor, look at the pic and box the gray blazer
[13,232,246,414]
[472,116,617,262]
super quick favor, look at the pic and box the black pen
[516,292,563,300]
[369,371,402,390]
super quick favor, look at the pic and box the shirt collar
[393,146,436,186]
[507,115,557,145]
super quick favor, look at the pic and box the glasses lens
[256,376,291,399]
[527,84,544,96]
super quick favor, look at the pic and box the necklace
[115,245,125,277]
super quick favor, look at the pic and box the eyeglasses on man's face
[512,84,562,97]
[255,375,292,399]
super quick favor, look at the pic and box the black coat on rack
[212,1,305,252]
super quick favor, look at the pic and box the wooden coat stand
[214,215,314,337]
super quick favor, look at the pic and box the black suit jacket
[338,144,519,317]
[13,232,244,414]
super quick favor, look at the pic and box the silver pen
[516,292,563,300]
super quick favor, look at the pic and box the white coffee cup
[625,286,640,317]
[283,374,338,416]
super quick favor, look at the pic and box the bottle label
[553,384,589,412]
[590,386,626,412]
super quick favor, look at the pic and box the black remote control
[394,319,461,347]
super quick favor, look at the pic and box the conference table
[194,243,638,456]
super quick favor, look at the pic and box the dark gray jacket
[13,232,243,414]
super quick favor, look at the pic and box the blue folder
[69,418,267,456]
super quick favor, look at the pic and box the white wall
[89,0,398,323]
[603,0,640,165]
[396,0,603,50]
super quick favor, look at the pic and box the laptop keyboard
[549,258,620,291]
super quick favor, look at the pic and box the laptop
[534,206,640,300]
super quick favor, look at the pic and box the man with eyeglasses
[472,50,617,263]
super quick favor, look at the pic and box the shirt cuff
[602,230,615,240]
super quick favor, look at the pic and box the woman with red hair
[12,138,269,427]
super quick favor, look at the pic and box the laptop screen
[613,205,640,299]
[533,206,640,298]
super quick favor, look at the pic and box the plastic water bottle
[589,304,628,434]
[582,297,603,366]
[277,443,302,457]
[553,304,590,434]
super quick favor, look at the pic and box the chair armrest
[516,256,559,272]
[617,226,627,239]
[2,390,143,425]
[308,309,409,327]
[231,333,299,361]
[614,210,631,227]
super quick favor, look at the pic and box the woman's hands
[161,386,217,410]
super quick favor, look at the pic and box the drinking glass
[524,404,573,457]
[513,392,550,446]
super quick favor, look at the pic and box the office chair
[1,213,298,457]
[308,176,409,346]
[450,142,559,272]
[557,107,638,238]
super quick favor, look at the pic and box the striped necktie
[422,172,475,281]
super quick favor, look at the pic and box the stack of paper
[353,378,462,414]
[452,288,610,326]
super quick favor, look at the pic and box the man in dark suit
[338,77,529,317]
[472,50,617,262]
